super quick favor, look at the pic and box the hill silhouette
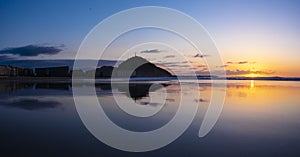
[112,56,173,78]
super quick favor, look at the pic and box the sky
[0,0,300,77]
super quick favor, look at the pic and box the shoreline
[0,76,300,82]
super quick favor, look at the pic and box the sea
[0,79,299,157]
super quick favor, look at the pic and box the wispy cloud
[163,55,175,59]
[237,61,248,64]
[225,69,275,75]
[0,44,63,57]
[226,61,254,65]
[216,65,228,68]
[194,54,209,58]
[197,64,207,68]
[195,69,275,76]
[140,49,162,54]
[0,55,15,61]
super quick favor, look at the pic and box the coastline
[1,76,300,82]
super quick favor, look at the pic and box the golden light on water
[250,80,255,88]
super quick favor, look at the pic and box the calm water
[0,80,300,157]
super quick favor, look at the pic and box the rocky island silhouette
[0,56,175,79]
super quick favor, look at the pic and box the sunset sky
[0,0,299,77]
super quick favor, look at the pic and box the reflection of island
[0,81,168,101]
[97,83,168,100]
[35,82,70,90]
[0,82,71,92]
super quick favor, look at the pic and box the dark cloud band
[0,44,63,57]
[194,54,209,58]
[140,49,162,53]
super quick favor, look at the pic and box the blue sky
[0,0,300,76]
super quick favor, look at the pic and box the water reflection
[35,83,70,90]
[250,80,255,88]
[0,81,71,92]
[0,81,172,111]
[0,80,299,157]
[0,81,169,101]
[0,98,62,110]
[97,82,168,100]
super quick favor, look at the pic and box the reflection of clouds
[238,92,247,98]
[194,98,207,103]
[0,98,62,110]
[163,55,175,59]
[138,102,163,107]
[166,98,175,102]
[0,82,71,93]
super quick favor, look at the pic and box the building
[0,65,12,76]
[95,66,114,78]
[0,65,33,76]
[35,66,70,77]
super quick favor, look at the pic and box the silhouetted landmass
[84,56,174,78]
[35,66,70,77]
[113,56,173,78]
[0,57,300,81]
[0,59,117,69]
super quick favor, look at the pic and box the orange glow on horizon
[244,73,263,78]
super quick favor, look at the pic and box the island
[0,56,175,79]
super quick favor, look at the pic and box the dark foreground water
[0,80,300,157]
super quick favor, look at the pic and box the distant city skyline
[0,0,300,77]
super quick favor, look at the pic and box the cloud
[159,61,181,65]
[194,98,207,102]
[194,54,209,58]
[225,69,275,75]
[0,55,15,61]
[195,69,275,76]
[237,61,248,64]
[163,55,175,59]
[216,65,228,68]
[164,64,190,68]
[195,70,210,75]
[0,44,63,57]
[197,64,207,68]
[225,70,250,75]
[181,61,189,64]
[140,49,162,54]
[226,61,254,65]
